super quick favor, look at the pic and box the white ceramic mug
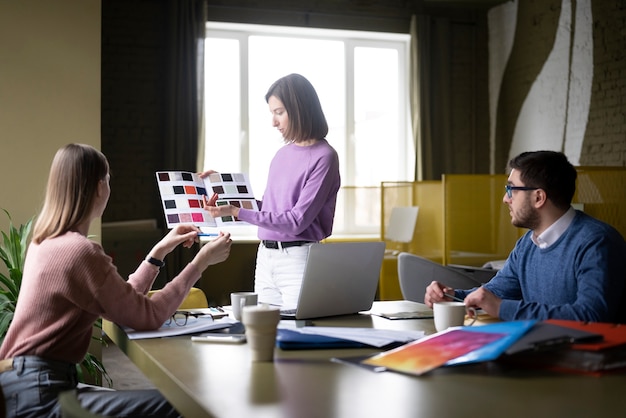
[433,301,477,332]
[241,304,281,362]
[231,292,258,321]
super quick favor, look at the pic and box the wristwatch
[145,256,165,268]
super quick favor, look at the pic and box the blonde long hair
[32,143,109,244]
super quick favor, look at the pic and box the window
[204,22,413,235]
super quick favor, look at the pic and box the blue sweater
[458,211,626,322]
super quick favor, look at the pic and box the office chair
[384,206,419,244]
[58,390,108,418]
[397,252,482,303]
[446,264,498,284]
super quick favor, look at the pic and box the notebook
[280,241,386,320]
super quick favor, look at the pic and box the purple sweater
[237,139,340,242]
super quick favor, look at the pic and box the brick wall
[489,0,626,168]
[101,0,167,223]
[581,0,626,165]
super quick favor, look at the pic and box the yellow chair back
[147,287,209,309]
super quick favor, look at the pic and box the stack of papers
[501,319,626,375]
[123,316,238,340]
[276,326,424,350]
[364,300,434,320]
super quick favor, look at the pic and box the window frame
[204,22,412,236]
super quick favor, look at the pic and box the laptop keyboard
[280,308,297,318]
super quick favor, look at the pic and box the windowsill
[198,227,381,244]
[324,234,380,242]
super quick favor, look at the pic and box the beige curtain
[409,15,421,181]
[410,14,432,181]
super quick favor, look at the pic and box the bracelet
[146,256,165,268]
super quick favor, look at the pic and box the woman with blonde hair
[0,143,232,417]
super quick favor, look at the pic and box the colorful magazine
[362,320,536,376]
[155,171,258,228]
[445,320,536,366]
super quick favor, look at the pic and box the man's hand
[424,281,455,308]
[463,287,501,318]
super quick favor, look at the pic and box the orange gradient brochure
[362,328,505,376]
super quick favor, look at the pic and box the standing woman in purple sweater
[0,143,232,417]
[202,73,341,309]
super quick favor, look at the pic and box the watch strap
[146,256,165,268]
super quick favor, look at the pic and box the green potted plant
[0,209,111,386]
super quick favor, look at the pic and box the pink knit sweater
[0,231,200,364]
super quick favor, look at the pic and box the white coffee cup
[231,292,258,321]
[433,301,477,332]
[241,304,281,362]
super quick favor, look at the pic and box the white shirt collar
[532,207,576,249]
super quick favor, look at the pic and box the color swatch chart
[155,171,258,228]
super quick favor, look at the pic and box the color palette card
[156,171,259,228]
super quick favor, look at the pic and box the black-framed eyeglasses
[505,184,539,199]
[165,311,213,327]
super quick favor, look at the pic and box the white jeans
[254,243,312,309]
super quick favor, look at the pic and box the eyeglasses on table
[165,310,215,326]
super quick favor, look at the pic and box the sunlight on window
[354,47,401,186]
[204,23,411,235]
[247,36,345,195]
[204,38,241,172]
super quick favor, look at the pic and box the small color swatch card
[156,171,258,228]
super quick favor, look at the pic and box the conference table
[103,301,626,418]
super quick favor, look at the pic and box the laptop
[280,241,386,320]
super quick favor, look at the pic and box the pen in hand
[443,292,465,303]
[443,292,481,318]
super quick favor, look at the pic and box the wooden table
[104,301,626,418]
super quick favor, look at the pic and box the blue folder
[276,328,371,350]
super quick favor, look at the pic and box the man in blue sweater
[425,151,626,323]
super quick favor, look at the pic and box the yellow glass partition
[378,168,626,301]
[574,167,626,239]
[443,174,522,266]
[380,176,521,300]
[380,181,444,299]
[381,181,445,260]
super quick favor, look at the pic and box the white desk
[104,301,626,418]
